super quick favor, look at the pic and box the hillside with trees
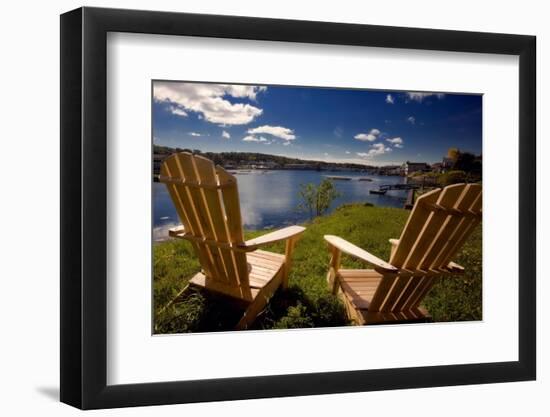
[153,144,374,171]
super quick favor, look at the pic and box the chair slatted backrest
[159,153,251,296]
[369,183,482,312]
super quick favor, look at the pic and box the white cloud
[221,130,231,139]
[242,135,268,143]
[406,92,445,102]
[354,128,381,142]
[153,82,266,125]
[356,143,392,159]
[168,105,188,117]
[282,142,291,146]
[247,125,296,141]
[407,116,416,124]
[224,85,267,100]
[354,134,374,141]
[386,137,403,145]
[345,150,351,154]
[386,137,404,149]
[385,94,395,104]
[189,132,204,137]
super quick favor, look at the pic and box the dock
[369,183,422,210]
[369,183,421,195]
[404,189,416,209]
[325,176,373,182]
[326,176,352,181]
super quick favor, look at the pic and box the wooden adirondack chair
[324,183,482,325]
[159,152,305,329]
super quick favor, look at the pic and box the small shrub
[297,179,341,220]
[438,170,467,186]
[272,303,315,329]
[310,293,349,327]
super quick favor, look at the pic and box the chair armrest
[324,235,398,273]
[389,238,399,247]
[243,226,305,250]
[168,225,186,238]
[169,224,305,253]
[447,261,465,273]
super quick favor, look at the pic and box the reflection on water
[153,170,406,241]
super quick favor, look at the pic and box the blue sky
[152,81,482,166]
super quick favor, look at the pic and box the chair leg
[235,293,270,330]
[337,290,365,325]
[235,272,282,330]
[327,246,342,295]
[326,267,339,294]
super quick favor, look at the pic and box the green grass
[153,203,482,333]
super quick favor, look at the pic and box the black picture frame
[60,6,536,410]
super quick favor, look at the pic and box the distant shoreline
[152,167,402,182]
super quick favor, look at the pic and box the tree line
[153,144,372,171]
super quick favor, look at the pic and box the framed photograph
[60,6,536,409]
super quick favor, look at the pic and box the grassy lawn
[154,203,482,333]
